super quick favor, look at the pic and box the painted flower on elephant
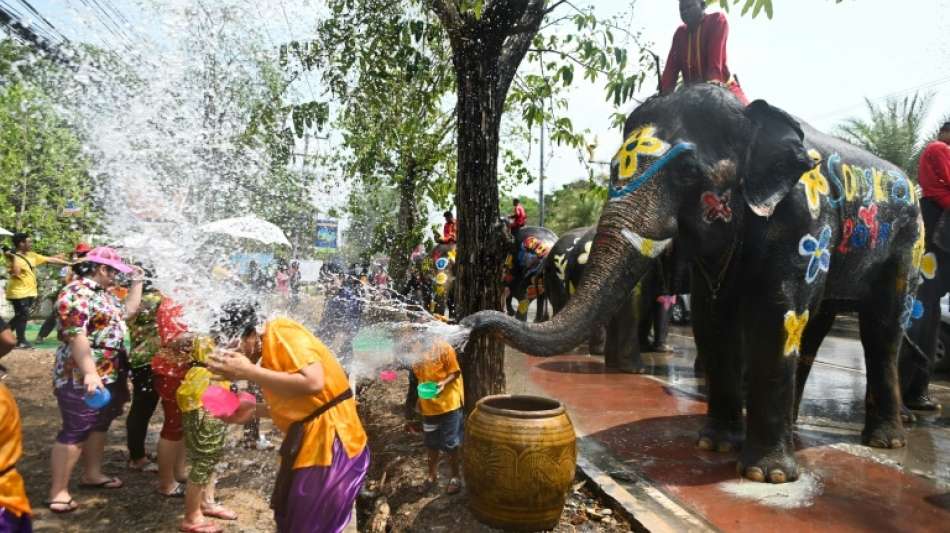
[783,310,810,356]
[619,229,671,259]
[799,150,829,219]
[798,226,832,284]
[901,295,925,330]
[553,254,568,282]
[911,227,926,271]
[701,190,732,223]
[920,252,938,280]
[616,125,669,180]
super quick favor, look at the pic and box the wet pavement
[505,325,950,532]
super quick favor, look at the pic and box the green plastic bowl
[417,381,439,400]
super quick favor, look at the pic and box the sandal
[79,476,124,490]
[157,483,186,498]
[446,477,462,495]
[128,460,159,473]
[201,502,237,521]
[179,522,223,533]
[46,499,78,514]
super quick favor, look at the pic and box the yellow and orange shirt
[0,383,30,517]
[260,318,367,469]
[412,340,464,417]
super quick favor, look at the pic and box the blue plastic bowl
[84,387,112,409]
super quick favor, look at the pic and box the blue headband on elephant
[609,142,696,200]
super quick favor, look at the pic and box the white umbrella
[0,227,12,236]
[199,215,291,246]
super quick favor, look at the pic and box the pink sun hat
[85,246,133,274]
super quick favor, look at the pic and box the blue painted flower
[798,226,832,284]
[901,295,925,330]
[850,222,870,249]
[878,222,892,247]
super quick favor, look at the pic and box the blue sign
[316,220,338,249]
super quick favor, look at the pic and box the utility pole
[539,121,545,227]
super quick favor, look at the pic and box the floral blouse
[53,277,129,390]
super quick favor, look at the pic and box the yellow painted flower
[912,228,926,271]
[783,310,810,356]
[577,241,593,265]
[921,252,938,280]
[616,125,669,180]
[448,249,456,261]
[799,150,829,219]
[435,272,448,285]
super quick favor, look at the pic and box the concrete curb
[574,437,717,533]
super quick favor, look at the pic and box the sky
[21,0,950,218]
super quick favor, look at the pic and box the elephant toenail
[768,470,786,483]
[697,437,713,450]
[891,438,904,448]
[745,467,765,482]
[717,441,733,453]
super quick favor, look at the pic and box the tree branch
[528,48,610,76]
[495,0,546,101]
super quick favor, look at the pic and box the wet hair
[11,233,28,248]
[513,198,520,205]
[941,122,950,133]
[443,211,453,219]
[212,299,260,342]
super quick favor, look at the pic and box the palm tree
[835,92,933,179]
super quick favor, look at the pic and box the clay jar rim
[476,394,565,419]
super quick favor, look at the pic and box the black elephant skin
[464,84,923,484]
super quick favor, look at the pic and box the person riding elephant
[502,225,557,322]
[543,226,674,372]
[465,83,921,484]
[898,121,950,414]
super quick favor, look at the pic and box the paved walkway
[505,326,950,533]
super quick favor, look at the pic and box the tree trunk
[454,46,507,404]
[388,160,419,288]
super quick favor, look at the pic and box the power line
[13,0,70,44]
[813,74,950,122]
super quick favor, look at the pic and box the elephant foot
[696,420,743,453]
[737,443,799,484]
[589,343,606,356]
[862,419,906,449]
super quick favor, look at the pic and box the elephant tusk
[620,228,672,258]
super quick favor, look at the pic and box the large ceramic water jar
[464,394,576,531]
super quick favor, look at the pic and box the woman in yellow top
[207,303,369,533]
[0,317,32,531]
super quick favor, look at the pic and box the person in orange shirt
[404,334,464,495]
[0,317,33,529]
[207,303,368,533]
[437,211,457,244]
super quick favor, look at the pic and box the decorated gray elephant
[502,226,557,321]
[466,84,923,483]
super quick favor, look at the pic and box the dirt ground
[5,327,631,533]
[355,374,632,533]
[5,346,278,532]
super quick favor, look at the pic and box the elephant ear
[741,100,816,217]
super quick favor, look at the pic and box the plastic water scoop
[417,381,439,399]
[84,387,112,409]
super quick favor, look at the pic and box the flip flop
[178,522,223,533]
[200,503,237,521]
[78,476,124,490]
[46,499,78,514]
[128,460,159,473]
[157,483,186,498]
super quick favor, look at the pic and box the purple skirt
[55,376,129,445]
[0,508,32,533]
[275,437,370,533]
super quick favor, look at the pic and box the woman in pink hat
[46,247,146,514]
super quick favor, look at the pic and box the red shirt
[512,205,527,228]
[919,141,950,209]
[661,12,733,93]
[442,221,457,243]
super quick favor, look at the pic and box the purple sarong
[0,508,32,533]
[274,436,370,533]
[55,376,129,444]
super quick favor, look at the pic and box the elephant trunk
[463,199,670,356]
